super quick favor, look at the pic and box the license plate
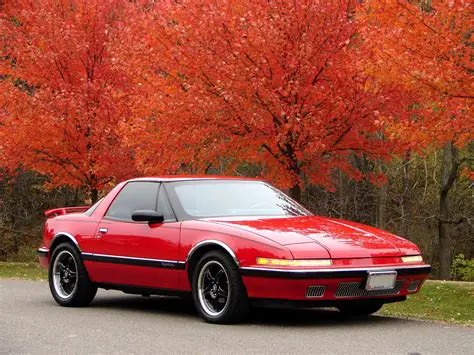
[365,271,397,291]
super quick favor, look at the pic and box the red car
[38,176,431,323]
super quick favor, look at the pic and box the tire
[48,242,97,307]
[337,300,384,316]
[192,250,249,324]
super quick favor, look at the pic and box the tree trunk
[90,187,98,204]
[399,150,411,238]
[73,188,79,206]
[375,160,387,229]
[437,142,459,280]
[10,215,19,255]
[289,183,302,203]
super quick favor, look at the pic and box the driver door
[85,182,182,289]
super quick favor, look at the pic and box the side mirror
[131,210,164,224]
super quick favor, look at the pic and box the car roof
[126,175,265,183]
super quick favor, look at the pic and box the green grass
[0,262,47,280]
[0,263,472,325]
[380,280,474,325]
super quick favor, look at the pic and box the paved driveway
[1,280,472,354]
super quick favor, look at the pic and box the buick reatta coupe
[38,176,431,323]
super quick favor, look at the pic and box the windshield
[167,180,311,219]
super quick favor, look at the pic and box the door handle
[96,228,108,239]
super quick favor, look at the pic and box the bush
[451,254,474,281]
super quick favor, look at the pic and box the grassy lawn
[380,280,474,325]
[0,262,47,280]
[0,262,472,325]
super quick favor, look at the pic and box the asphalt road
[1,280,472,354]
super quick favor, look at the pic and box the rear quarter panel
[44,213,100,253]
[41,182,125,264]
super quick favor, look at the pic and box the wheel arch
[49,232,81,256]
[186,240,239,283]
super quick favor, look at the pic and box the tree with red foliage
[117,0,404,201]
[0,0,138,200]
[358,0,473,147]
[357,0,473,279]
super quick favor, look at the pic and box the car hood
[205,216,420,258]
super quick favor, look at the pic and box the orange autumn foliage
[1,0,470,199]
[115,0,405,197]
[357,0,473,149]
[0,0,138,196]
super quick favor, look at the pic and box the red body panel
[86,220,181,289]
[205,216,420,258]
[243,274,425,300]
[44,206,90,218]
[39,176,430,302]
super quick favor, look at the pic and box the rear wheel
[48,243,97,307]
[192,250,249,324]
[337,300,384,316]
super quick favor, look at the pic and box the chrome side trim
[51,232,81,251]
[81,252,185,265]
[186,240,239,266]
[240,264,430,274]
[37,247,49,257]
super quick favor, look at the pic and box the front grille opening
[306,285,326,298]
[407,280,422,293]
[335,280,404,298]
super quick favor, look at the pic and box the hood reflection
[207,215,420,258]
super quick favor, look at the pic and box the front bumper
[240,264,431,279]
[37,247,49,269]
[241,264,431,301]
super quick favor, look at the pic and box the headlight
[256,257,332,267]
[401,255,423,263]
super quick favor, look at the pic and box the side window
[157,185,176,222]
[84,198,103,216]
[105,182,159,221]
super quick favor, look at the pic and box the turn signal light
[256,257,332,267]
[401,255,423,263]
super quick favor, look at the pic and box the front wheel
[48,243,97,307]
[192,250,249,324]
[337,300,384,316]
